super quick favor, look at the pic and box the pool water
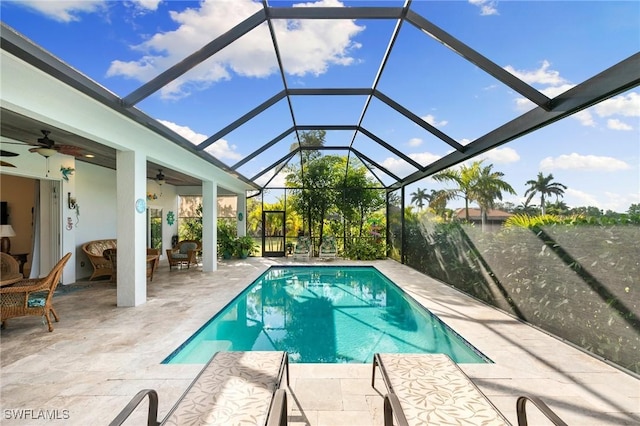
[164,266,490,364]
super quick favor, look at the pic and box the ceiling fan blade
[0,150,19,157]
[1,161,16,168]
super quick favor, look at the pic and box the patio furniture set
[110,350,566,426]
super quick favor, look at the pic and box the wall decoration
[60,166,75,181]
[147,192,158,201]
[135,198,146,213]
[166,211,175,226]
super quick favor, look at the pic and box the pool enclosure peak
[1,1,637,191]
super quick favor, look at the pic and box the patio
[1,258,637,425]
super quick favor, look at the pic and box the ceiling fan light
[155,169,165,186]
[36,147,57,158]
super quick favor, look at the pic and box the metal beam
[267,7,403,20]
[232,127,294,170]
[374,90,464,152]
[198,90,287,150]
[251,150,297,182]
[351,148,401,182]
[405,9,552,111]
[359,127,424,171]
[389,52,640,191]
[296,125,358,131]
[288,88,372,96]
[122,10,266,107]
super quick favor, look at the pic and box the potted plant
[217,220,236,259]
[235,235,257,259]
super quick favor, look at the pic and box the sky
[1,0,639,212]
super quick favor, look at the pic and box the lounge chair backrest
[110,351,290,426]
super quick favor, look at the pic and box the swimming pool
[163,266,490,364]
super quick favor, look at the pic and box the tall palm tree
[524,172,567,215]
[433,160,483,221]
[410,187,429,210]
[473,164,516,227]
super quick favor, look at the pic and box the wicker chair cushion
[27,296,46,308]
[179,242,198,254]
[378,353,509,425]
[163,351,284,426]
[171,253,189,259]
[85,240,116,256]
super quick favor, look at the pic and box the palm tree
[433,160,484,221]
[524,172,567,215]
[428,189,448,217]
[473,164,516,228]
[410,187,429,210]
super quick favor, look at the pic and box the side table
[10,253,29,275]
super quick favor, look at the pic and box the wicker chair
[166,240,200,270]
[1,252,22,284]
[0,252,71,332]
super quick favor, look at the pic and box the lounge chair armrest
[109,389,160,426]
[383,393,408,426]
[516,395,567,426]
[266,389,288,426]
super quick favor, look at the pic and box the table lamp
[0,224,16,253]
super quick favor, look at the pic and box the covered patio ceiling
[1,1,638,193]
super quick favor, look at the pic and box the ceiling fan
[0,149,19,168]
[3,130,84,158]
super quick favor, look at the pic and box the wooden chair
[146,248,160,281]
[110,351,289,426]
[166,240,200,270]
[0,252,71,332]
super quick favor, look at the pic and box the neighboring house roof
[454,208,513,221]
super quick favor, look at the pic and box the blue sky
[2,0,638,212]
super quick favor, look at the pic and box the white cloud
[421,114,448,128]
[565,188,600,208]
[468,0,499,16]
[158,119,242,161]
[607,119,633,131]
[254,167,287,187]
[540,153,630,172]
[505,60,567,87]
[477,147,520,164]
[107,0,365,99]
[407,138,422,147]
[572,110,596,127]
[133,0,161,11]
[595,92,640,118]
[12,0,104,22]
[381,151,440,177]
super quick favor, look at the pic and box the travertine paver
[0,258,638,425]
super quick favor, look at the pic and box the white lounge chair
[372,353,567,426]
[292,236,312,261]
[111,351,289,426]
[319,235,337,259]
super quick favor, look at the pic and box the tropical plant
[524,172,567,215]
[410,187,429,210]
[217,219,237,259]
[235,235,257,258]
[473,163,516,228]
[433,160,483,221]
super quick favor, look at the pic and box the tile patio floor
[1,257,638,425]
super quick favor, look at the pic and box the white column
[116,150,147,307]
[201,180,217,272]
[236,192,246,237]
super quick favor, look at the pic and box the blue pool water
[163,266,490,364]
